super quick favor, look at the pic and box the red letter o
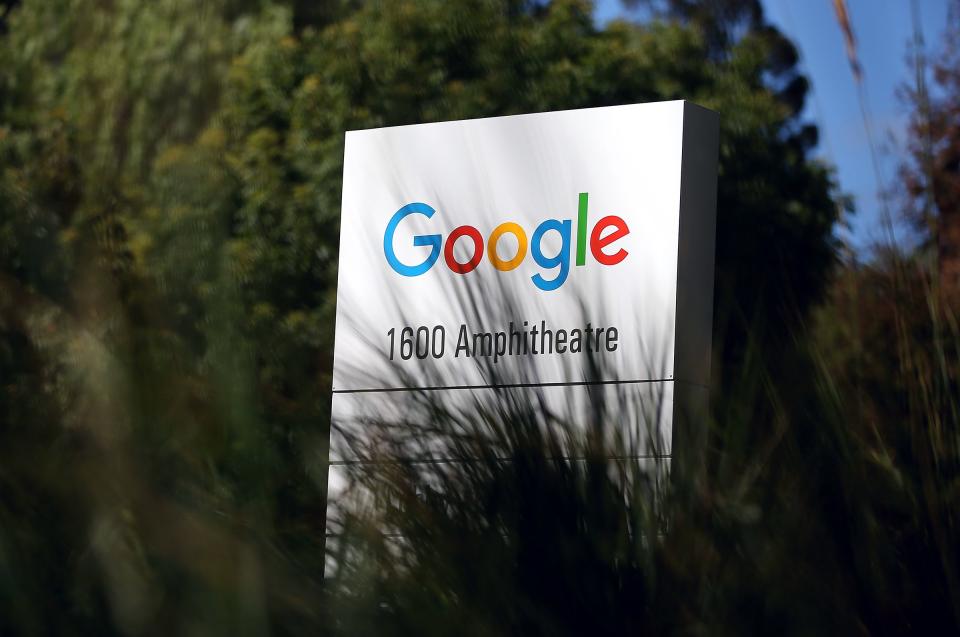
[444,225,484,274]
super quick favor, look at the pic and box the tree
[901,0,960,298]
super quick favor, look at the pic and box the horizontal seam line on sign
[328,454,672,466]
[332,378,675,394]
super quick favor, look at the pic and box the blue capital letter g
[384,202,441,277]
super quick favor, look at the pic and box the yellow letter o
[487,222,528,271]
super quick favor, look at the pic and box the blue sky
[595,0,953,252]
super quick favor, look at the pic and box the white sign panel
[330,100,717,463]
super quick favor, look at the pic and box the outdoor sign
[328,100,719,529]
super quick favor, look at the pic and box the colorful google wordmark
[383,193,630,291]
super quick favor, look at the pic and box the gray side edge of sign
[674,101,720,388]
[672,102,719,479]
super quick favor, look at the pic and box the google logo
[383,193,630,291]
